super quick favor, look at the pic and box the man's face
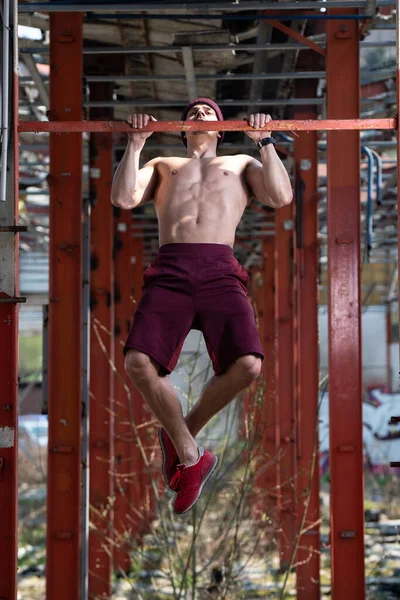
[185,104,219,143]
[186,104,218,122]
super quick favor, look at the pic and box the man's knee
[236,354,262,385]
[124,350,158,387]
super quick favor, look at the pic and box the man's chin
[192,131,216,136]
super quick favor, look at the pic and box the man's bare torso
[149,154,253,247]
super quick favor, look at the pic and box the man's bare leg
[125,350,198,465]
[185,355,262,438]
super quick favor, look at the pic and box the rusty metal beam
[19,118,396,133]
[113,219,151,571]
[256,237,280,526]
[17,2,400,13]
[294,104,320,600]
[266,19,326,56]
[246,266,265,517]
[113,207,133,574]
[46,13,83,600]
[0,3,18,594]
[88,126,114,596]
[113,209,143,573]
[18,41,399,56]
[0,292,18,600]
[129,236,154,537]
[327,9,365,600]
[275,206,296,571]
[397,0,400,399]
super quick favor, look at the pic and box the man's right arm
[111,113,158,209]
[111,140,158,209]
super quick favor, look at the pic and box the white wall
[318,306,399,392]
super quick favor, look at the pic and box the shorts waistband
[158,243,234,258]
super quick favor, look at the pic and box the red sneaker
[158,427,179,489]
[170,447,218,515]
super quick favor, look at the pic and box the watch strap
[257,136,276,150]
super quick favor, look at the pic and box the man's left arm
[244,113,293,209]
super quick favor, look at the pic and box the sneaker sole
[158,427,174,490]
[174,455,219,515]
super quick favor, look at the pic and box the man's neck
[186,141,217,159]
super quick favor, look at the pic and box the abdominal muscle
[158,200,238,246]
[154,160,249,247]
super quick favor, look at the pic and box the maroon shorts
[124,243,264,375]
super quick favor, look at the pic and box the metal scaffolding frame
[293,92,320,600]
[18,40,399,55]
[326,8,365,597]
[45,13,83,600]
[18,118,397,132]
[16,0,397,13]
[0,3,19,599]
[88,117,114,598]
[1,1,399,599]
[274,201,297,571]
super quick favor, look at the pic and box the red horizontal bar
[18,118,396,133]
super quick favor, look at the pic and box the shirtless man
[111,98,292,515]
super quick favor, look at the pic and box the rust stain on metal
[0,427,14,448]
[18,117,396,133]
[340,531,356,539]
[54,531,73,540]
[50,445,74,454]
[338,445,355,452]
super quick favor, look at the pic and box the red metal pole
[113,214,149,569]
[113,207,136,574]
[18,117,396,134]
[386,304,392,389]
[327,9,365,599]
[46,13,83,600]
[128,236,155,534]
[266,19,326,56]
[275,206,296,570]
[253,237,280,524]
[0,8,19,594]
[244,266,265,519]
[294,108,320,600]
[0,297,18,600]
[396,1,400,385]
[88,129,114,597]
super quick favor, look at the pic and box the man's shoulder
[223,153,259,168]
[225,153,254,161]
[143,156,186,168]
[214,153,250,162]
[156,156,188,164]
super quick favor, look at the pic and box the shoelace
[170,467,183,491]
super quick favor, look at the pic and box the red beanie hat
[181,97,224,147]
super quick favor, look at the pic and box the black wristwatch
[257,136,276,150]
